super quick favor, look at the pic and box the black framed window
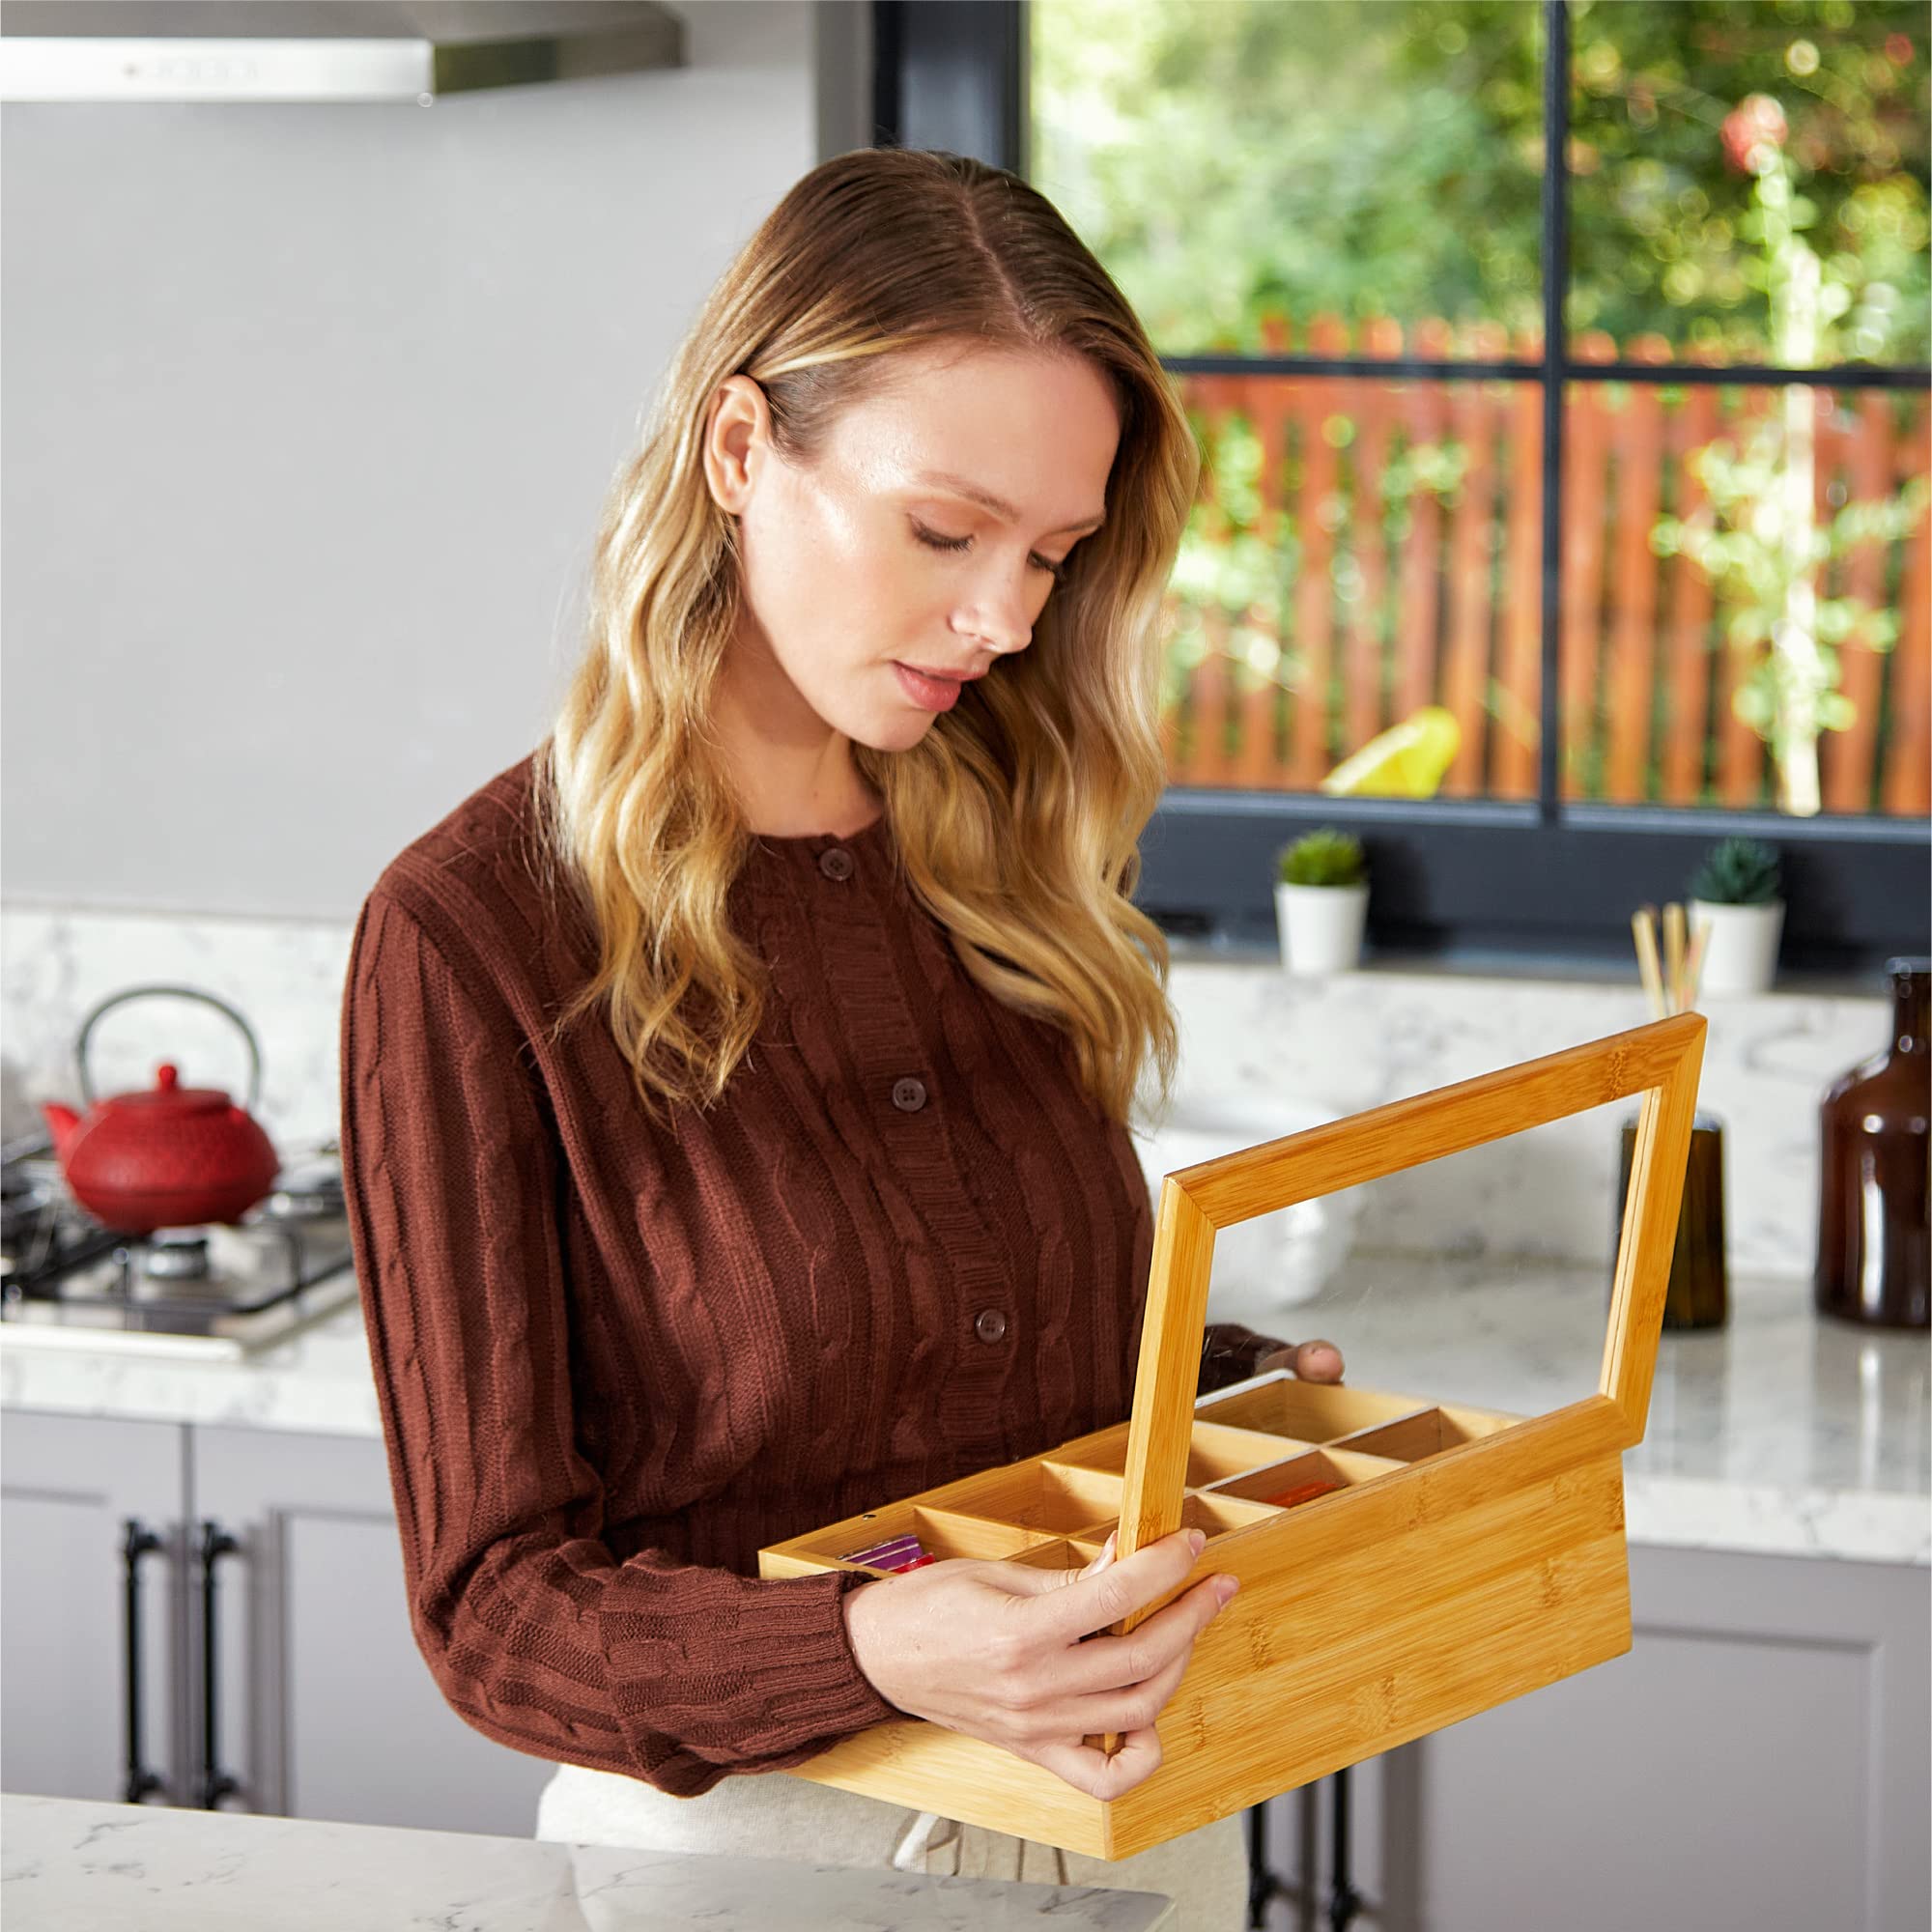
[874,1,1931,971]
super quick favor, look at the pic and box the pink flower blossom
[1721,94,1788,175]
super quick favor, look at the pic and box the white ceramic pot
[1132,1096,1362,1311]
[1690,898,1784,997]
[1274,880,1369,976]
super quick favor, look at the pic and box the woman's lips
[893,662,966,712]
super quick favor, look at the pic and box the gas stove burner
[259,1164,347,1222]
[140,1230,213,1281]
[0,1136,356,1350]
[2,1168,52,1247]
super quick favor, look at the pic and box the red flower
[1721,94,1788,175]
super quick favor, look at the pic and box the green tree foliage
[1031,0,1929,363]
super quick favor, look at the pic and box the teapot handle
[74,984,265,1114]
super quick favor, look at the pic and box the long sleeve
[338,888,898,1796]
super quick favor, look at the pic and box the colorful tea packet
[840,1533,933,1572]
[1261,1478,1343,1509]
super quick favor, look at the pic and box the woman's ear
[701,375,768,518]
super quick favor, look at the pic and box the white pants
[534,1759,1248,1930]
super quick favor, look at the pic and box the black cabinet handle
[119,1518,167,1805]
[1243,1769,1363,1930]
[1326,1763,1363,1931]
[196,1520,242,1809]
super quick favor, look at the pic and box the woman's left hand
[1255,1338,1345,1381]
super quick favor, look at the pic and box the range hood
[0,2,685,102]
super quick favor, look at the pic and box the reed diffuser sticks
[1632,902,1710,1018]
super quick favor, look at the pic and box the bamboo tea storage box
[759,1014,1708,1860]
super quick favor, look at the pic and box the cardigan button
[974,1308,1009,1345]
[818,847,855,881]
[891,1076,927,1113]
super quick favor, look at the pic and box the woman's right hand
[840,1526,1239,1798]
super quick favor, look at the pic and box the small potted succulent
[1275,829,1370,976]
[1689,837,1784,996]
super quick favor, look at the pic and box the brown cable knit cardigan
[338,751,1290,1796]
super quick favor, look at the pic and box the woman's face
[704,341,1122,754]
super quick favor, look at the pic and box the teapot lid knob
[156,1063,179,1092]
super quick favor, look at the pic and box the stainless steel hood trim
[0,1,685,101]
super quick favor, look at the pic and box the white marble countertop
[3,1255,1925,1567]
[1209,1252,1930,1568]
[0,1793,1177,1931]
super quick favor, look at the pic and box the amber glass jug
[1815,956,1930,1330]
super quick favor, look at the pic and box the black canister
[1614,1109,1728,1330]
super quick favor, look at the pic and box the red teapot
[39,985,281,1236]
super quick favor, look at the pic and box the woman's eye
[911,522,972,555]
[912,521,1067,583]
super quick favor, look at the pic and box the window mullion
[1538,0,1572,826]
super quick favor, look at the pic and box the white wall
[2,1,869,922]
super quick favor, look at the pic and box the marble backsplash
[0,902,1894,1280]
[1158,957,1889,1279]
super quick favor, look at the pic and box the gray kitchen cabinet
[13,1405,1926,1918]
[2,1409,550,1839]
[1263,1543,1931,1932]
[188,1422,553,1837]
[1,1411,192,1807]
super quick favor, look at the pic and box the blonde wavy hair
[533,147,1199,1132]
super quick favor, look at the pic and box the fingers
[1047,1570,1236,1701]
[975,1538,1240,1801]
[1025,1525,1208,1643]
[1043,1620,1196,1742]
[1031,1724,1165,1802]
[1292,1338,1345,1381]
[992,1529,1116,1601]
[1257,1339,1347,1382]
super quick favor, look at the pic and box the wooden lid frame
[1113,1010,1708,1634]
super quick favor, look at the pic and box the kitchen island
[0,1792,1178,1930]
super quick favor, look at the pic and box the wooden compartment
[1052,1418,1316,1488]
[766,1501,1075,1577]
[931,1460,1127,1536]
[760,1014,1707,1862]
[1065,1487,1283,1552]
[1192,1376,1437,1443]
[1205,1445,1407,1509]
[1330,1403,1522,1462]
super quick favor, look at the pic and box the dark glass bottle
[1815,957,1930,1330]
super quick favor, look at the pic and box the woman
[338,147,1343,1926]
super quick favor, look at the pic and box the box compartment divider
[1208,1446,1409,1509]
[1328,1403,1524,1461]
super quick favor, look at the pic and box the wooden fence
[1162,313,1931,817]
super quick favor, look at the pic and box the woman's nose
[957,574,1035,657]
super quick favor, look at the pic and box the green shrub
[1277,829,1367,888]
[1690,837,1782,906]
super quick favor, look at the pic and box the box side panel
[1108,1536,1632,1859]
[775,1720,1114,1859]
[758,1549,847,1580]
[1106,1454,1634,1860]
